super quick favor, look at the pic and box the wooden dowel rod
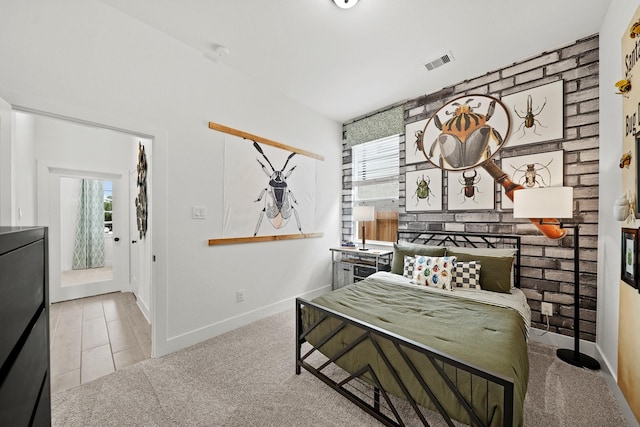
[208,232,323,246]
[209,121,324,161]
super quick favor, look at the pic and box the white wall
[0,0,341,356]
[598,0,639,378]
[13,112,37,225]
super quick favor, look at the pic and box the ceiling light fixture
[333,0,359,9]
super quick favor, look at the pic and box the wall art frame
[501,80,564,147]
[621,227,638,288]
[405,118,428,165]
[500,150,564,210]
[405,168,442,212]
[447,167,494,211]
[208,122,324,246]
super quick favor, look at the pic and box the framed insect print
[621,228,638,288]
[447,167,494,211]
[501,80,564,147]
[405,118,428,165]
[500,150,564,209]
[405,168,442,212]
[208,122,324,246]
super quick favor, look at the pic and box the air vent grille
[423,51,454,71]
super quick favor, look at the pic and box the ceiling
[99,0,612,123]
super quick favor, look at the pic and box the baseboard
[529,328,640,427]
[136,296,151,325]
[159,283,332,356]
[528,327,598,359]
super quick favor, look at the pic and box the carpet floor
[52,309,629,426]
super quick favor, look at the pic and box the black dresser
[0,227,50,426]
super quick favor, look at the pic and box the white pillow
[413,255,456,290]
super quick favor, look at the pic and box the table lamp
[353,206,375,251]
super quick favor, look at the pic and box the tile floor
[49,292,151,394]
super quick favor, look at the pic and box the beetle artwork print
[510,158,554,188]
[252,141,302,236]
[513,95,547,138]
[426,97,507,170]
[414,129,424,155]
[458,169,481,203]
[413,174,433,206]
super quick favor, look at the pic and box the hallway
[49,292,151,393]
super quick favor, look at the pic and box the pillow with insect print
[403,255,416,279]
[412,255,456,290]
[452,260,482,290]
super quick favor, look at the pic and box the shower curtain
[72,179,105,270]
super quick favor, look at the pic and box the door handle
[114,237,120,242]
[132,240,137,244]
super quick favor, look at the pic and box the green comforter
[302,276,529,427]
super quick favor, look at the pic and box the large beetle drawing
[252,142,302,236]
[423,95,510,171]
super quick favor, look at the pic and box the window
[352,135,399,243]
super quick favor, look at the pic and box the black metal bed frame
[296,230,522,427]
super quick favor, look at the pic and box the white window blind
[352,135,399,202]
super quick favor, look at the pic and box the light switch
[192,206,207,219]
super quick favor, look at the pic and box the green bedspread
[302,275,529,427]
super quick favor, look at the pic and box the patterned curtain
[72,179,105,270]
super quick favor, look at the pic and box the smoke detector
[333,0,359,9]
[203,43,230,63]
[423,51,454,71]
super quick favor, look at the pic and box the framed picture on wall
[405,168,442,211]
[405,119,428,165]
[500,150,564,210]
[621,228,638,288]
[447,167,494,211]
[501,80,564,147]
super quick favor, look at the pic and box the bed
[296,231,530,427]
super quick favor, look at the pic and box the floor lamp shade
[353,206,374,250]
[513,187,574,219]
[513,186,599,370]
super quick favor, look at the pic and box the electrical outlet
[541,302,553,316]
[236,290,245,303]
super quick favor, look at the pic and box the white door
[129,169,139,297]
[39,165,130,303]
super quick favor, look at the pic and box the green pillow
[446,248,514,293]
[392,242,446,274]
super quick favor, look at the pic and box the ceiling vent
[423,51,454,71]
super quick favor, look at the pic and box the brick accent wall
[341,35,599,341]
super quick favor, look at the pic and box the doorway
[45,170,129,302]
[16,110,153,313]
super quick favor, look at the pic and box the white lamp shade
[513,187,574,218]
[353,205,375,222]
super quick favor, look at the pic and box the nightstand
[330,247,393,290]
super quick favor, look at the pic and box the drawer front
[0,240,45,369]
[0,309,48,427]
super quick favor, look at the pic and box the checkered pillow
[403,256,416,278]
[452,261,482,289]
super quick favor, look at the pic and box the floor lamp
[353,206,375,251]
[513,187,600,370]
